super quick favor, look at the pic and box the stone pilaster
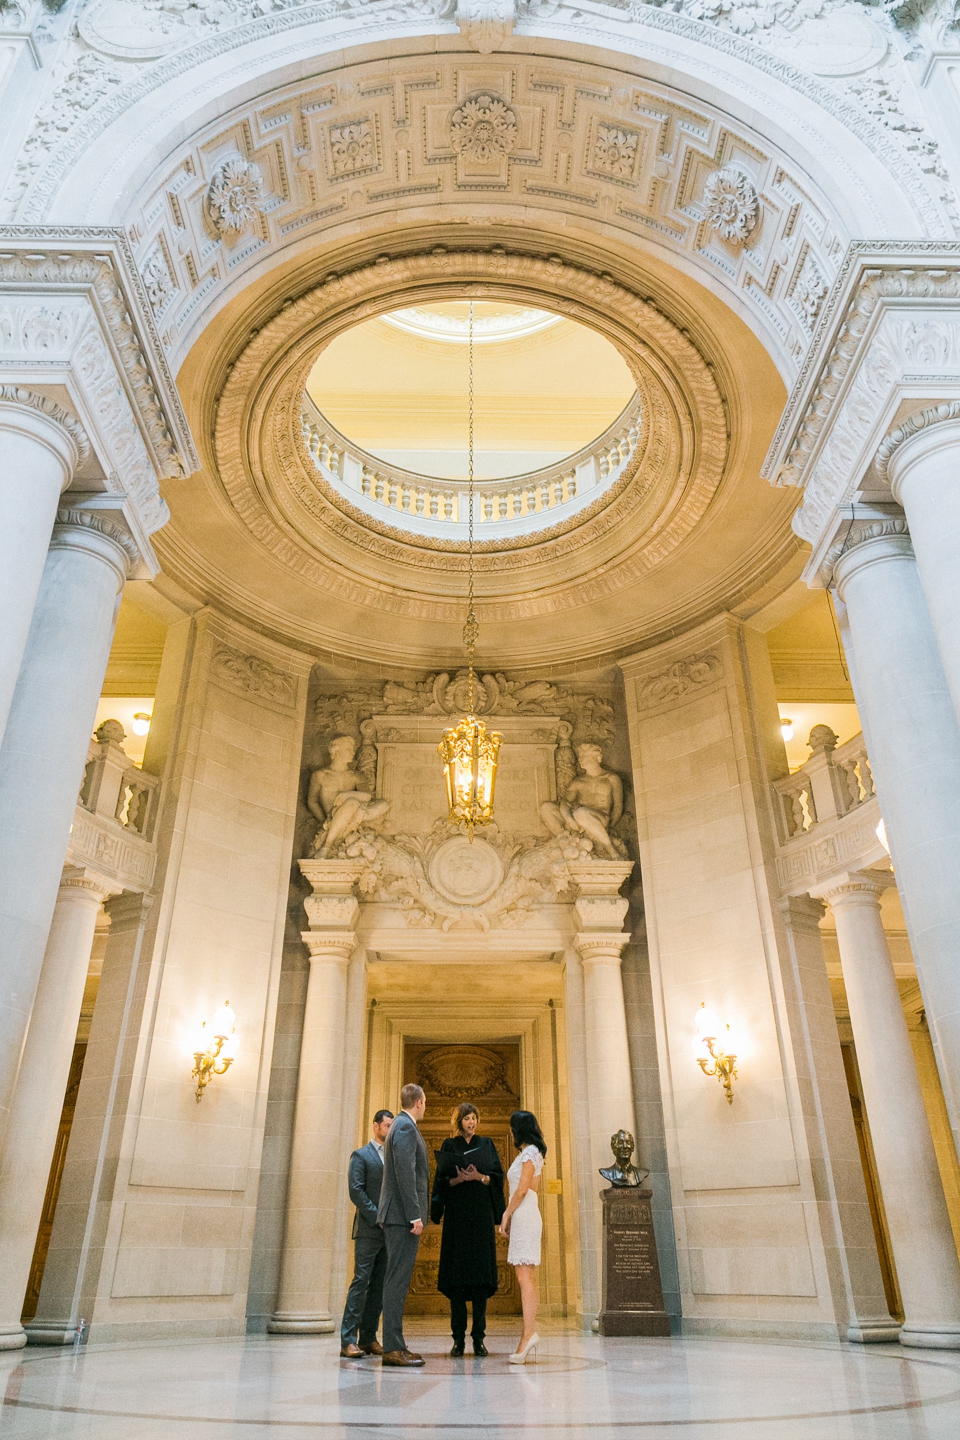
[269,860,364,1334]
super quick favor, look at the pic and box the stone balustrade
[773,727,885,897]
[69,728,160,893]
[300,391,643,539]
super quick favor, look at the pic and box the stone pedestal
[599,1187,670,1336]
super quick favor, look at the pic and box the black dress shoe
[449,1341,465,1357]
[472,1341,488,1357]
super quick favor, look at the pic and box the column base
[846,1318,902,1343]
[899,1323,960,1350]
[0,1325,26,1350]
[267,1312,335,1335]
[22,1321,81,1346]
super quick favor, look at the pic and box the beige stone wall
[33,610,311,1343]
[621,616,891,1339]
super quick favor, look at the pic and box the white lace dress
[506,1144,544,1267]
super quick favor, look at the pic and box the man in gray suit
[340,1109,394,1358]
[377,1082,429,1367]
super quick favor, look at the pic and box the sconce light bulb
[131,712,152,736]
[211,1001,236,1044]
[780,718,794,742]
[695,1003,719,1040]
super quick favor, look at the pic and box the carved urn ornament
[438,302,502,839]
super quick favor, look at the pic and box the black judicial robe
[430,1134,505,1299]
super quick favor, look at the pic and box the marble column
[0,506,134,1151]
[571,862,637,1186]
[831,517,960,1151]
[0,867,114,1349]
[813,871,960,1349]
[269,860,363,1334]
[885,409,960,726]
[0,391,85,750]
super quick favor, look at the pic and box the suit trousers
[450,1292,488,1343]
[381,1223,421,1354]
[340,1226,386,1346]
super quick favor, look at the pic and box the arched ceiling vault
[163,225,797,671]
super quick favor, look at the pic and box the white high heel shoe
[508,1332,540,1364]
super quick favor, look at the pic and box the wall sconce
[694,1003,738,1105]
[131,712,152,736]
[780,717,794,742]
[191,1002,236,1102]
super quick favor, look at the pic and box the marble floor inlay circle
[3,1329,960,1438]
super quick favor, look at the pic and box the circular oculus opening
[303,300,640,539]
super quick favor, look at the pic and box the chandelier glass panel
[438,301,502,838]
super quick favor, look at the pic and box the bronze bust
[599,1128,648,1188]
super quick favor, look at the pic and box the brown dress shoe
[340,1343,363,1358]
[381,1350,425,1367]
[359,1340,382,1355]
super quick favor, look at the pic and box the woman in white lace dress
[499,1110,547,1363]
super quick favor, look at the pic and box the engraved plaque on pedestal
[599,1187,670,1336]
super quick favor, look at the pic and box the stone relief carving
[328,120,378,176]
[635,651,724,707]
[539,741,628,860]
[141,244,176,316]
[589,124,641,181]
[210,644,297,706]
[790,249,828,329]
[306,734,390,858]
[204,156,263,239]
[456,0,515,52]
[702,164,759,244]
[342,819,593,930]
[449,94,519,161]
[311,672,616,741]
[419,1044,507,1099]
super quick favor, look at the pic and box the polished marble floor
[1,1319,959,1439]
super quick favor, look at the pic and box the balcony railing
[300,391,643,540]
[773,725,886,897]
[69,722,160,892]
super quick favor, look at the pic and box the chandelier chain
[464,299,479,709]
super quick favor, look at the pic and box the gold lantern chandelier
[438,302,502,840]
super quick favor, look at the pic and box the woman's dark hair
[451,1102,479,1135]
[510,1110,547,1156]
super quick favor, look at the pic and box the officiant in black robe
[430,1103,505,1357]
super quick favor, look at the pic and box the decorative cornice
[875,401,960,484]
[54,507,141,570]
[0,385,90,462]
[764,244,960,491]
[0,228,198,487]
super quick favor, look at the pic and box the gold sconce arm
[192,1035,234,1102]
[697,1037,738,1105]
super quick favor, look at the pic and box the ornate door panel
[403,1041,522,1314]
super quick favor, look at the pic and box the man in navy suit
[340,1109,394,1358]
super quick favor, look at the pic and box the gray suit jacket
[377,1111,429,1227]
[349,1140,385,1240]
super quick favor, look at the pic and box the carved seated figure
[307,735,389,858]
[599,1129,647,1188]
[539,742,623,860]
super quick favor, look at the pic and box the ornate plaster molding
[0,385,90,461]
[209,247,726,628]
[54,506,142,569]
[210,643,299,708]
[0,229,198,536]
[875,400,960,484]
[822,513,911,581]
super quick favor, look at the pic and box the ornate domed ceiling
[162,229,797,671]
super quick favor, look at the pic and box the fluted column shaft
[0,509,132,1150]
[0,868,113,1349]
[832,523,960,1150]
[815,873,960,1349]
[0,393,83,750]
